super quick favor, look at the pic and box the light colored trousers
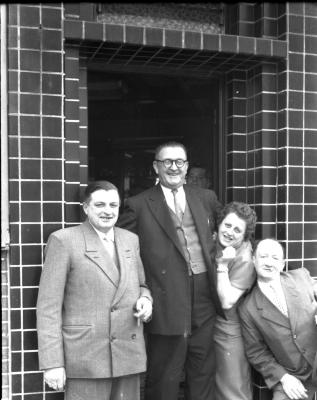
[65,374,140,400]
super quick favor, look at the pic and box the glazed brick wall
[285,3,317,274]
[226,3,286,39]
[7,4,65,399]
[4,3,317,400]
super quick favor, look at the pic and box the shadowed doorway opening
[88,69,223,204]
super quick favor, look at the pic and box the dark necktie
[172,189,183,223]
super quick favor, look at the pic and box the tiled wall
[286,2,317,274]
[7,3,65,399]
[3,2,317,400]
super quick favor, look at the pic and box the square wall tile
[42,7,62,29]
[20,49,41,71]
[20,138,41,158]
[21,203,41,222]
[43,181,62,201]
[105,24,124,42]
[21,224,41,244]
[21,181,41,201]
[21,245,42,265]
[42,138,62,158]
[22,266,42,286]
[21,160,41,179]
[42,117,63,138]
[42,160,62,179]
[43,203,62,222]
[145,27,163,47]
[20,27,40,49]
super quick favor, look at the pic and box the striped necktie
[171,189,183,223]
[269,284,288,317]
[103,236,118,268]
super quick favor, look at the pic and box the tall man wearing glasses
[118,141,223,400]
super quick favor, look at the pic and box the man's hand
[134,296,153,324]
[44,367,66,391]
[280,374,308,399]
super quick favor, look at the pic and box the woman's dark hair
[83,181,120,204]
[217,201,257,242]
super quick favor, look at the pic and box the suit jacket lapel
[281,273,299,332]
[82,220,120,287]
[146,185,185,259]
[255,285,290,328]
[112,228,130,305]
[185,186,212,267]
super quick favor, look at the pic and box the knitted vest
[169,203,207,275]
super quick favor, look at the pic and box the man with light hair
[239,238,317,400]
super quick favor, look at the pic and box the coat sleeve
[206,189,222,230]
[134,235,152,302]
[118,198,138,234]
[36,234,70,370]
[239,304,287,388]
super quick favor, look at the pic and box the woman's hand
[217,246,236,265]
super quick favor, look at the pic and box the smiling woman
[213,201,257,400]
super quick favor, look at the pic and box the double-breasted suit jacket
[37,220,151,378]
[118,184,223,335]
[239,268,317,389]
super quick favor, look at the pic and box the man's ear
[280,259,286,271]
[153,161,158,175]
[83,202,88,216]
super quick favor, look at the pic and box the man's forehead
[256,240,284,256]
[91,189,119,200]
[158,146,186,157]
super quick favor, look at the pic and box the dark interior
[88,69,222,203]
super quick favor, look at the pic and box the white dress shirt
[258,278,289,317]
[90,224,117,264]
[160,184,186,214]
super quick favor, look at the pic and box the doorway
[87,69,223,204]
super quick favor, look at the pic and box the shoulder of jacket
[126,186,156,203]
[50,224,82,241]
[115,226,139,241]
[240,286,258,312]
[285,267,312,283]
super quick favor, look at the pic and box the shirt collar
[160,184,185,197]
[90,223,115,242]
[258,277,283,291]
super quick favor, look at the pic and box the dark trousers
[145,273,217,400]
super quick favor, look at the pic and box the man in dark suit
[239,239,317,400]
[118,141,223,400]
[186,164,221,233]
[37,181,152,400]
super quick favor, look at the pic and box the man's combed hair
[154,141,187,159]
[83,180,119,203]
[217,201,257,242]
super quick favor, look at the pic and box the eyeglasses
[155,159,188,168]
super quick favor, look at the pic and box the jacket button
[131,334,136,340]
[293,334,297,339]
[110,335,116,342]
[162,270,166,274]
